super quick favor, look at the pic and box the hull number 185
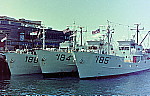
[95,56,111,64]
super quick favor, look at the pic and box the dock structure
[0,16,72,51]
[0,54,10,79]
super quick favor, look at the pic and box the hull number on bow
[95,56,111,64]
[56,54,73,61]
[25,56,38,63]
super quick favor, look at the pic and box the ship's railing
[9,49,37,55]
[75,49,109,54]
[44,48,72,53]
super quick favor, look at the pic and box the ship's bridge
[86,40,113,54]
[117,39,143,55]
[117,39,144,63]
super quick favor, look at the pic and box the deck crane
[139,31,150,45]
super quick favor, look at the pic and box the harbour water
[1,69,150,95]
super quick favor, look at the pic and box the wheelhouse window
[88,46,98,50]
[119,47,129,50]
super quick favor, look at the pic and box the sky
[0,0,150,47]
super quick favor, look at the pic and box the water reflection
[76,70,150,95]
[0,75,10,95]
[0,70,150,95]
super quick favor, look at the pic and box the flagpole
[42,26,45,50]
[79,27,83,46]
[72,22,76,50]
[5,33,8,51]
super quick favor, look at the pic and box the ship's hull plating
[73,52,150,79]
[36,50,77,76]
[5,53,41,75]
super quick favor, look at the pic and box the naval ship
[5,49,41,75]
[35,23,81,77]
[36,41,78,77]
[73,24,150,79]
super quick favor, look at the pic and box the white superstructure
[73,23,150,79]
[36,23,85,77]
[73,39,150,79]
[36,41,78,77]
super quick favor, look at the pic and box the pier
[0,55,10,79]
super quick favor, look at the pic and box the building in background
[0,16,71,51]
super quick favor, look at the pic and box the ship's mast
[106,20,115,54]
[130,24,144,44]
[79,27,83,46]
[67,21,78,50]
[78,26,87,46]
[78,26,85,46]
[107,20,111,54]
[67,22,86,48]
